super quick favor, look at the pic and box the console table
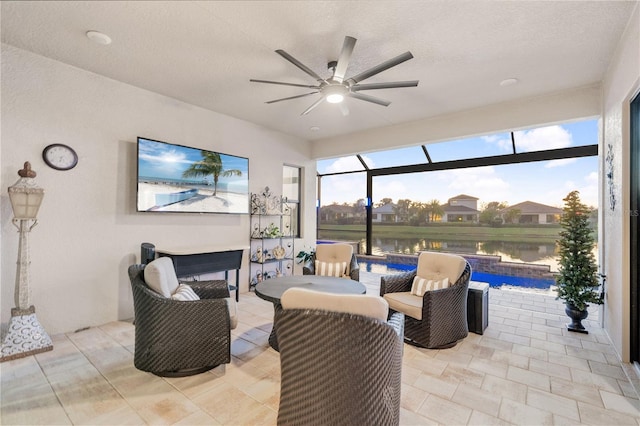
[156,245,247,302]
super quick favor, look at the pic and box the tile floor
[2,271,640,425]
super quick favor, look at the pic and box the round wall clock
[42,144,78,170]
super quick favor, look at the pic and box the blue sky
[317,119,599,208]
[138,138,249,189]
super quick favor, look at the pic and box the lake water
[318,233,561,271]
[368,237,560,270]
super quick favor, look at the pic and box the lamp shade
[8,162,44,219]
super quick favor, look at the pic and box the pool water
[360,261,555,290]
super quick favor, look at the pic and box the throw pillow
[171,284,200,301]
[315,260,348,278]
[144,257,180,297]
[411,276,450,297]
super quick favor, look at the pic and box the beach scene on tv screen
[137,138,249,213]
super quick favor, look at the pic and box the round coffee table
[255,275,366,351]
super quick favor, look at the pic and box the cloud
[324,155,369,173]
[544,158,577,168]
[483,134,513,152]
[585,172,598,184]
[447,166,510,195]
[320,173,367,204]
[373,179,410,201]
[514,125,573,152]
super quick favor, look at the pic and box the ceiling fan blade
[351,80,419,91]
[250,79,320,89]
[301,97,325,115]
[333,36,357,83]
[347,51,414,85]
[348,92,391,107]
[266,92,319,104]
[276,49,325,82]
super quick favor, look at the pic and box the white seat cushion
[281,287,388,321]
[226,297,238,329]
[383,291,423,320]
[315,243,353,278]
[144,257,180,298]
[316,244,352,263]
[416,252,466,284]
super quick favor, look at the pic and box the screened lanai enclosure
[316,119,599,281]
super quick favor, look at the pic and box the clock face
[42,144,78,170]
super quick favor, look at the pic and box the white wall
[1,44,316,335]
[601,4,640,362]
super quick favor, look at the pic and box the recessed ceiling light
[86,31,112,45]
[500,78,519,87]
[310,126,320,132]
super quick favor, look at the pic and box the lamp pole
[1,162,53,362]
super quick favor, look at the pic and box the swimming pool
[359,261,556,290]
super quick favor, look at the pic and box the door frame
[630,89,639,362]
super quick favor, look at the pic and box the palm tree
[394,199,412,223]
[182,151,242,196]
[426,199,444,222]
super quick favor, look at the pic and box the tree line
[321,198,523,225]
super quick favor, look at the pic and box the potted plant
[295,247,316,268]
[555,190,603,333]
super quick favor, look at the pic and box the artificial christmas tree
[555,190,602,333]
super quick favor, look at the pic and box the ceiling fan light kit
[325,85,347,104]
[250,36,419,115]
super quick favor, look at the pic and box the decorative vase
[565,303,589,334]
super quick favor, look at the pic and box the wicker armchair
[302,243,360,281]
[128,263,232,376]
[276,288,404,426]
[380,252,471,349]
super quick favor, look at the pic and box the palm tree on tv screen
[182,151,242,196]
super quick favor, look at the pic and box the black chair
[380,251,471,349]
[302,243,360,281]
[275,288,404,425]
[128,263,233,376]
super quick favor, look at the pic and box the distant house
[500,201,562,224]
[320,204,363,223]
[442,194,479,223]
[372,203,398,223]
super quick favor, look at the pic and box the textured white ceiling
[1,1,636,141]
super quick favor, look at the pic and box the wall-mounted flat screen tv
[137,137,249,214]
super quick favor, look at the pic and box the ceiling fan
[250,36,419,116]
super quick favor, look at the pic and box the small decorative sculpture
[251,223,261,238]
[272,245,286,260]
